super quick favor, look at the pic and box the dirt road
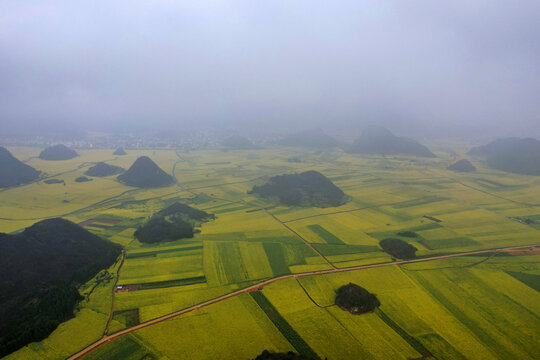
[102,251,126,336]
[66,243,539,360]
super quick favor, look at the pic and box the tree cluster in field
[468,137,540,175]
[0,218,121,357]
[44,178,64,184]
[0,147,41,187]
[335,283,380,315]
[253,350,317,360]
[515,217,535,225]
[85,162,125,177]
[379,238,417,260]
[447,159,476,172]
[249,170,347,208]
[134,202,214,243]
[75,176,93,182]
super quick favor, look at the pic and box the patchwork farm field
[1,145,539,359]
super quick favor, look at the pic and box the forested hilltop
[0,219,121,357]
[38,144,79,160]
[85,162,125,177]
[249,170,347,207]
[135,202,214,243]
[448,159,476,172]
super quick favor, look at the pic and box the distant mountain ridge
[468,138,540,175]
[117,156,175,187]
[0,146,41,187]
[348,127,436,157]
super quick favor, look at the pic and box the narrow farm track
[281,200,418,223]
[295,278,334,308]
[103,250,126,336]
[170,152,337,270]
[67,243,539,360]
[262,207,336,269]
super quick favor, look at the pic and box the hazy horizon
[1,1,539,139]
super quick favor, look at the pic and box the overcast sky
[1,1,539,137]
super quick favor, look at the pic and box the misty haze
[1,2,539,360]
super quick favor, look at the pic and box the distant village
[0,128,282,151]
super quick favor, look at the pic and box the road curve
[67,243,539,360]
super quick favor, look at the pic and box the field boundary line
[262,207,337,269]
[0,189,139,221]
[281,200,415,223]
[66,243,539,360]
[294,278,334,308]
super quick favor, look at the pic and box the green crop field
[2,145,540,360]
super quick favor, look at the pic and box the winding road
[66,243,539,360]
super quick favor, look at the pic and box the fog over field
[1,1,539,138]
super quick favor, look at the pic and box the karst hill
[468,138,540,175]
[348,127,436,157]
[249,170,347,208]
[0,146,40,187]
[38,144,79,160]
[117,156,175,188]
[113,147,127,155]
[135,202,214,243]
